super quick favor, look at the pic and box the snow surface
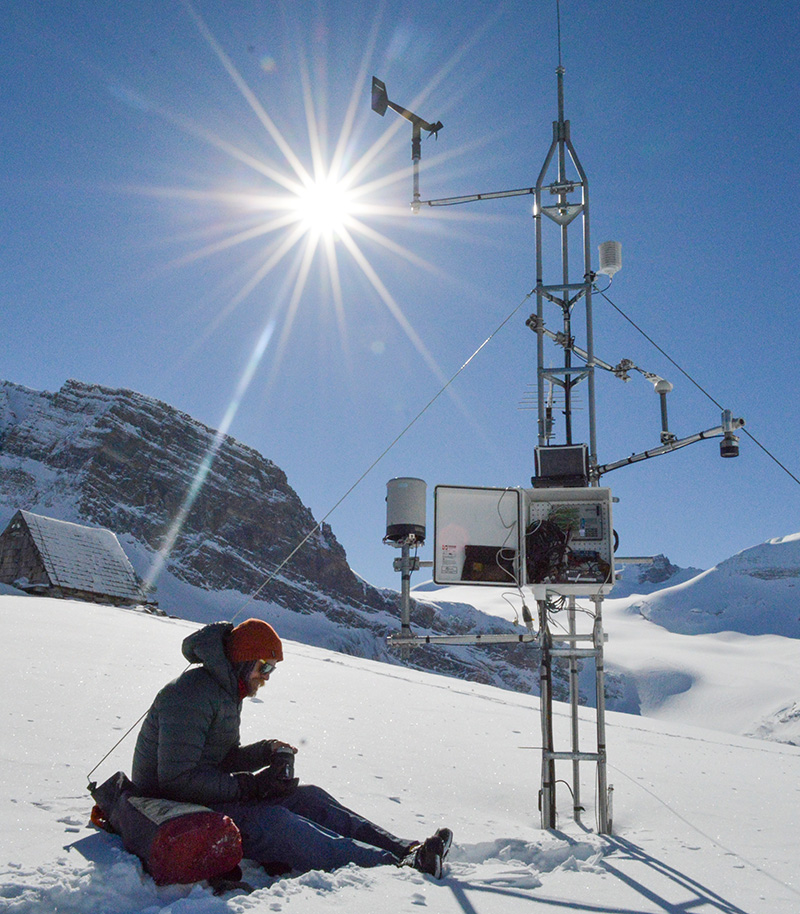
[414,581,800,747]
[1,595,799,913]
[605,561,703,598]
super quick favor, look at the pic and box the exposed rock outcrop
[0,379,541,692]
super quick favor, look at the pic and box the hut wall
[0,523,51,587]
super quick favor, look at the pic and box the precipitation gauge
[374,8,744,835]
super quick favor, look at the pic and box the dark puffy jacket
[131,622,269,804]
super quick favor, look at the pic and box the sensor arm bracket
[418,186,538,207]
[417,176,586,209]
[385,99,442,136]
[593,414,745,479]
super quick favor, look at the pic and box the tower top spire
[556,0,563,70]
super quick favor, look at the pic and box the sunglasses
[257,660,277,676]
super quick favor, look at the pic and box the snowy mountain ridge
[622,534,800,637]
[0,379,540,693]
[607,553,703,597]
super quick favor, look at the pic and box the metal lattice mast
[533,63,610,834]
[533,65,597,464]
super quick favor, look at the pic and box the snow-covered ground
[417,568,800,746]
[1,595,799,913]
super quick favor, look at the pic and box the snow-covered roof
[19,511,143,602]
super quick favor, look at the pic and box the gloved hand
[249,739,289,769]
[253,763,299,800]
[228,739,296,772]
[238,762,299,801]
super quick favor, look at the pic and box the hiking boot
[208,874,255,896]
[434,827,453,859]
[411,835,444,879]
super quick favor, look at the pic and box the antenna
[373,0,744,840]
[532,58,596,465]
[556,0,563,69]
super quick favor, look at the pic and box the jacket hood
[181,622,238,696]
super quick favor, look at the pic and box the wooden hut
[0,510,145,606]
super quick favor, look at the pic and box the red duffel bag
[90,771,243,886]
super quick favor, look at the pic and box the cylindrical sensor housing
[385,477,427,543]
[598,240,622,277]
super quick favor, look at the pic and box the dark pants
[214,785,415,874]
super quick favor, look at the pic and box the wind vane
[370,77,442,212]
[372,1,743,837]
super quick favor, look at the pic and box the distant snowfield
[1,595,799,913]
[625,534,800,638]
[416,579,800,746]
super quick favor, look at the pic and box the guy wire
[87,289,534,780]
[228,287,535,625]
[598,288,800,489]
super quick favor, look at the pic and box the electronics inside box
[461,545,517,583]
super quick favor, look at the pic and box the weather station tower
[373,4,744,835]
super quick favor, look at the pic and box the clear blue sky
[2,0,799,592]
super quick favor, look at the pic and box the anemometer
[375,11,744,835]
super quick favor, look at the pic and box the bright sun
[142,0,454,590]
[293,176,355,238]
[164,0,447,391]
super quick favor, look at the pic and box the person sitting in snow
[131,618,452,878]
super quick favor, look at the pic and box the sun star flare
[293,175,356,240]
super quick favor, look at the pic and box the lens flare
[293,175,355,239]
[143,320,276,593]
[139,1,495,588]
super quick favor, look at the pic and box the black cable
[599,289,724,408]
[555,778,574,802]
[737,429,800,488]
[599,288,800,489]
[88,713,149,786]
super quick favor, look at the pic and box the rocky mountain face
[609,553,703,598]
[0,380,350,603]
[0,379,541,693]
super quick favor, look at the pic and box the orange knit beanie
[226,618,283,663]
